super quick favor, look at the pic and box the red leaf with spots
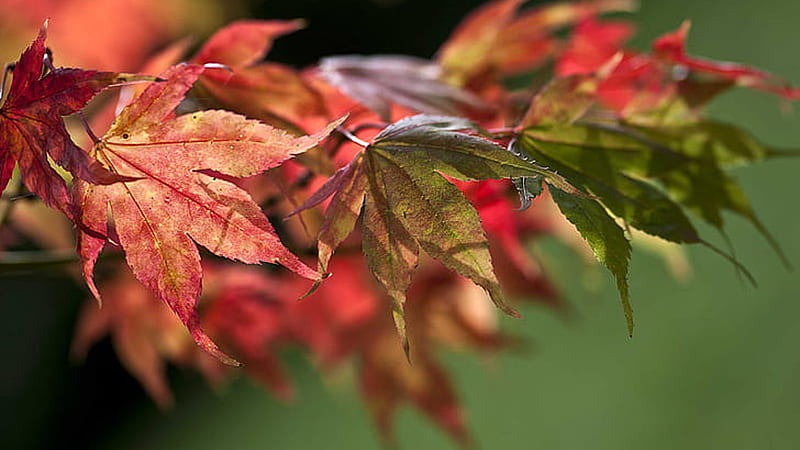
[75,63,342,365]
[0,24,151,219]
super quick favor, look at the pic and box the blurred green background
[2,0,800,448]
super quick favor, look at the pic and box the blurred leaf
[626,121,790,266]
[319,55,489,121]
[629,120,777,166]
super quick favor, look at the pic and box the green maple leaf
[298,115,579,350]
[508,69,785,334]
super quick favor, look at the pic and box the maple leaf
[624,120,790,266]
[71,261,226,409]
[436,0,636,87]
[359,332,470,447]
[0,24,152,219]
[318,55,489,121]
[75,63,342,365]
[298,115,581,348]
[557,20,800,117]
[460,179,562,308]
[199,253,502,444]
[556,18,634,77]
[509,73,785,332]
[0,0,213,72]
[202,263,309,400]
[190,20,326,126]
[517,54,621,129]
[356,256,522,446]
[653,21,800,99]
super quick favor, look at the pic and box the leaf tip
[187,320,241,366]
[291,18,308,30]
[488,287,522,319]
[298,277,325,300]
[391,305,411,363]
[204,342,241,367]
[402,339,412,364]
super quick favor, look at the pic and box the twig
[0,193,36,201]
[0,248,124,274]
[0,249,78,273]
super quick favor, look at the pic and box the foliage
[0,0,796,446]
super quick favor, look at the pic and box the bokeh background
[2,0,799,448]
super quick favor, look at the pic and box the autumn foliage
[1,0,797,445]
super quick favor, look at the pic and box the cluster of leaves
[1,0,795,444]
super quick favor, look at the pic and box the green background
[2,0,800,448]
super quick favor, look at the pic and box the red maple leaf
[0,24,146,219]
[75,63,341,365]
[71,261,226,409]
[556,19,800,115]
[436,0,635,87]
[189,20,326,126]
[556,18,634,77]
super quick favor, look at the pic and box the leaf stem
[336,126,370,148]
[262,122,386,210]
[77,111,101,144]
[488,126,516,137]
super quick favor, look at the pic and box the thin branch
[0,248,124,274]
[0,249,78,273]
[0,192,35,201]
